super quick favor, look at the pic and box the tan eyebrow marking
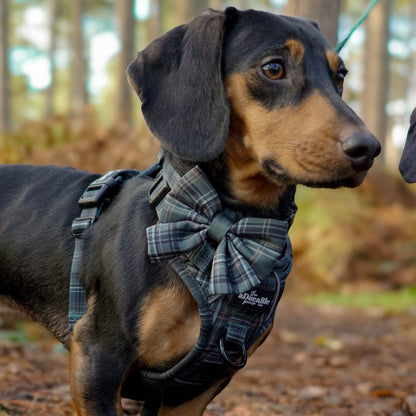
[285,39,305,63]
[326,50,341,73]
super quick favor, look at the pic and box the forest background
[0,0,416,320]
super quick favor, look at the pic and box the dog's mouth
[262,159,293,184]
[262,159,367,189]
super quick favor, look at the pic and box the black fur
[127,10,231,162]
[399,107,416,183]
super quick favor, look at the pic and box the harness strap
[68,169,140,330]
[66,159,296,407]
[141,161,295,404]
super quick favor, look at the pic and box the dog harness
[68,159,297,405]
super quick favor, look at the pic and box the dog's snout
[342,133,381,171]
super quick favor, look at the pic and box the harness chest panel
[68,161,296,404]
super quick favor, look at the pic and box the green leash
[335,0,381,53]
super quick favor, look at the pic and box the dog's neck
[160,150,297,221]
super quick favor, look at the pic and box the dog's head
[399,108,416,183]
[127,8,381,208]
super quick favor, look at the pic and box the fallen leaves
[1,301,415,415]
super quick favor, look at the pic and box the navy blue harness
[68,160,296,406]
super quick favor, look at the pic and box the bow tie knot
[207,213,233,243]
[147,166,290,295]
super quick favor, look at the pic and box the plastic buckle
[78,170,125,208]
[148,172,171,208]
[71,216,96,237]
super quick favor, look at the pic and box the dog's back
[0,165,99,343]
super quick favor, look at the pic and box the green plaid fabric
[68,214,95,329]
[68,169,141,330]
[147,166,289,295]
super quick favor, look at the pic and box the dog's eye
[336,71,346,94]
[261,62,285,80]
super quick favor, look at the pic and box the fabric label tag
[232,289,274,311]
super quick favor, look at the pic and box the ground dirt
[1,292,415,416]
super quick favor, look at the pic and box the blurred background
[0,0,415,305]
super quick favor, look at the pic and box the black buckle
[78,170,125,208]
[149,172,171,208]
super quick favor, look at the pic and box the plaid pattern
[67,162,296,401]
[147,166,289,295]
[68,205,100,329]
[141,233,293,398]
[68,169,141,330]
[68,237,88,328]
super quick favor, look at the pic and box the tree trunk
[0,0,10,132]
[148,0,163,41]
[285,0,340,48]
[46,0,60,118]
[361,0,392,164]
[407,4,416,118]
[176,0,208,25]
[71,0,88,125]
[209,0,222,10]
[115,0,135,125]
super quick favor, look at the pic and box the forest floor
[1,289,415,416]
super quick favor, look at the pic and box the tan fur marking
[70,297,124,416]
[225,131,287,207]
[285,39,305,62]
[70,338,123,416]
[70,338,86,416]
[138,283,200,370]
[225,72,365,208]
[70,299,95,416]
[247,323,273,357]
[326,50,341,74]
[157,377,229,416]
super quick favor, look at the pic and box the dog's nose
[342,133,381,171]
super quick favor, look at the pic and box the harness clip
[71,216,96,237]
[78,171,126,208]
[149,172,171,208]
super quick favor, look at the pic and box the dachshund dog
[0,8,380,416]
[400,107,416,182]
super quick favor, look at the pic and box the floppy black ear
[127,9,236,162]
[399,110,416,183]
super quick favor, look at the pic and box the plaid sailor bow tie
[146,166,290,295]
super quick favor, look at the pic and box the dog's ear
[399,108,416,183]
[127,9,238,162]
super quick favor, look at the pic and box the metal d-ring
[219,337,247,369]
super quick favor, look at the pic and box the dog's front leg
[70,318,129,416]
[155,378,231,416]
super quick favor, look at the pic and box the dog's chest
[137,278,200,371]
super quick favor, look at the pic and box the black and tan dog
[0,8,380,416]
[400,107,416,183]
